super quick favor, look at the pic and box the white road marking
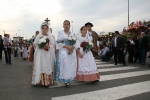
[101,70,150,81]
[96,62,108,64]
[99,66,138,72]
[97,64,118,68]
[49,69,150,88]
[51,81,150,100]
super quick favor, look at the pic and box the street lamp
[1,30,5,35]
[128,0,129,26]
[71,21,73,32]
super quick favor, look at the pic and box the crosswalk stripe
[97,64,123,68]
[49,69,150,88]
[95,59,100,61]
[96,62,109,64]
[99,66,138,72]
[51,81,150,100]
[100,70,150,81]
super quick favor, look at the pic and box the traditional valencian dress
[22,47,28,59]
[31,33,53,86]
[49,35,56,79]
[76,34,100,82]
[56,30,77,83]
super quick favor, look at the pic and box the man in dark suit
[112,31,126,66]
[3,34,12,64]
[139,32,148,65]
[0,35,4,61]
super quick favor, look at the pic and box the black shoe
[65,83,71,88]
[148,56,150,58]
[6,62,9,64]
[114,63,117,65]
[9,63,12,65]
[141,63,145,65]
[123,63,126,66]
[44,85,49,88]
[91,80,99,83]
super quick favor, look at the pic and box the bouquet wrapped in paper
[38,36,49,51]
[67,36,77,55]
[81,41,94,53]
[67,36,77,45]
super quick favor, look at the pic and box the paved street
[0,53,150,100]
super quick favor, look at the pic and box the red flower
[80,42,89,51]
[44,39,50,51]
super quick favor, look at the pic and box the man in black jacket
[139,32,148,65]
[0,35,4,61]
[112,31,126,66]
[3,34,12,64]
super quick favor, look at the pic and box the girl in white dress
[56,20,77,88]
[31,22,54,88]
[22,44,28,60]
[76,26,100,82]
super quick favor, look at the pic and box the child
[14,44,19,58]
[76,26,100,82]
[22,44,28,60]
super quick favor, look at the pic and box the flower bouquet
[80,41,93,54]
[38,36,49,51]
[67,36,77,55]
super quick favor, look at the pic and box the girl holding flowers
[31,22,54,88]
[56,20,77,88]
[76,26,100,82]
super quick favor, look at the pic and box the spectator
[127,36,136,63]
[100,44,110,62]
[3,34,12,64]
[112,31,126,66]
[134,36,141,63]
[139,32,148,65]
[0,35,4,61]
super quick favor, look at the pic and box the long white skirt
[31,47,52,85]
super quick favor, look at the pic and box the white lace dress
[76,35,100,82]
[55,30,77,83]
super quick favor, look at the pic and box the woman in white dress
[56,20,77,88]
[31,22,54,88]
[76,26,100,82]
[49,28,56,79]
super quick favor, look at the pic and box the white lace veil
[39,22,53,44]
[32,22,53,85]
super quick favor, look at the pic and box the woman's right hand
[66,46,73,51]
[44,45,50,49]
[79,53,83,58]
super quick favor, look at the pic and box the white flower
[38,38,46,44]
[89,42,94,47]
[72,37,77,41]
[68,36,72,40]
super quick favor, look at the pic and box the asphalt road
[0,53,150,100]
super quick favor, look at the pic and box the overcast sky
[0,0,150,39]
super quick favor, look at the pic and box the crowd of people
[0,34,31,64]
[98,31,150,67]
[0,20,150,89]
[30,21,101,88]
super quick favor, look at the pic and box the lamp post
[71,21,73,33]
[3,30,5,35]
[128,0,129,26]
